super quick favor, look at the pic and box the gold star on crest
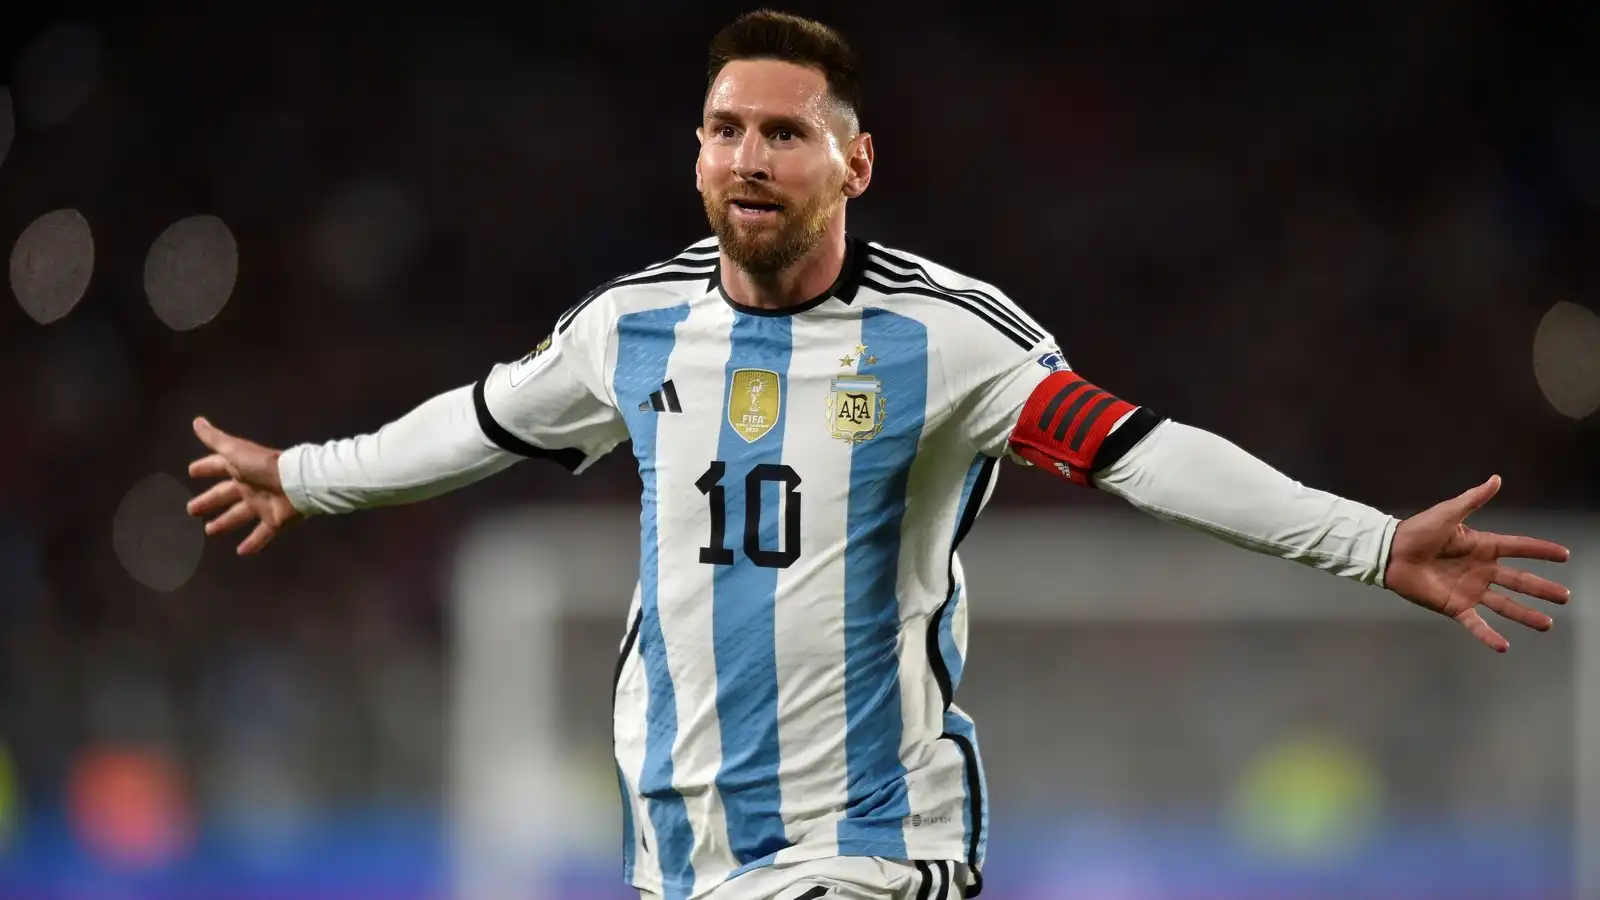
[840,344,877,369]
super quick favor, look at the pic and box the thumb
[1441,474,1501,523]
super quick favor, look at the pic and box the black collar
[712,235,866,317]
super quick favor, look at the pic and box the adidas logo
[638,380,682,413]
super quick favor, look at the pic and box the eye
[715,124,737,139]
[774,129,794,142]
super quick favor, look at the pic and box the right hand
[186,417,303,555]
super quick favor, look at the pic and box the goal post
[447,528,568,900]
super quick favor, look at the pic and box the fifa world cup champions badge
[729,368,782,442]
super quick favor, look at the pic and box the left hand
[1384,475,1571,652]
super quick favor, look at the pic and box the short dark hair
[707,10,863,127]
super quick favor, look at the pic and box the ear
[695,127,706,193]
[842,131,873,199]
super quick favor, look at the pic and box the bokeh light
[9,208,94,324]
[11,22,102,131]
[67,745,192,871]
[144,214,239,331]
[112,473,204,593]
[1227,729,1384,864]
[1532,301,1600,420]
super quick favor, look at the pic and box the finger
[192,417,235,453]
[1489,533,1571,564]
[238,521,277,556]
[1441,474,1501,523]
[189,453,231,480]
[1480,589,1554,632]
[1455,608,1509,653]
[1492,564,1571,605]
[186,480,241,518]
[205,500,257,537]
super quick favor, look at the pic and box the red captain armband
[1007,371,1160,487]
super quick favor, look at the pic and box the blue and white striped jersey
[476,236,1062,899]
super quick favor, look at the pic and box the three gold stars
[839,344,877,368]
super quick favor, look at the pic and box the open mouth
[730,199,784,214]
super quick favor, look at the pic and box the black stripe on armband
[1090,407,1163,473]
[472,378,587,472]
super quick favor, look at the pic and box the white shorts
[638,857,973,900]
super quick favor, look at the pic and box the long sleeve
[277,291,630,517]
[1092,420,1400,586]
[277,384,519,516]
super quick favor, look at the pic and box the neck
[720,218,847,310]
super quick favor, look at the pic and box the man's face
[697,59,858,276]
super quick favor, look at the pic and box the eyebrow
[704,109,813,134]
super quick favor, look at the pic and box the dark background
[0,1,1595,896]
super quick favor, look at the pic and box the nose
[731,131,771,182]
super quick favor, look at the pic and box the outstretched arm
[1090,419,1399,583]
[936,282,1571,653]
[188,310,628,556]
[187,384,519,555]
[277,383,521,515]
[1006,372,1571,652]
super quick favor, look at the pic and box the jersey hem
[626,841,980,899]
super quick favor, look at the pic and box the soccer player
[185,11,1573,900]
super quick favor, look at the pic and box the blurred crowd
[0,0,1595,885]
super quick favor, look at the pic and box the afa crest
[827,374,885,443]
[729,368,782,442]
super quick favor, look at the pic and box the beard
[702,182,840,276]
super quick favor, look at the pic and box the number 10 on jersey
[695,462,802,569]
